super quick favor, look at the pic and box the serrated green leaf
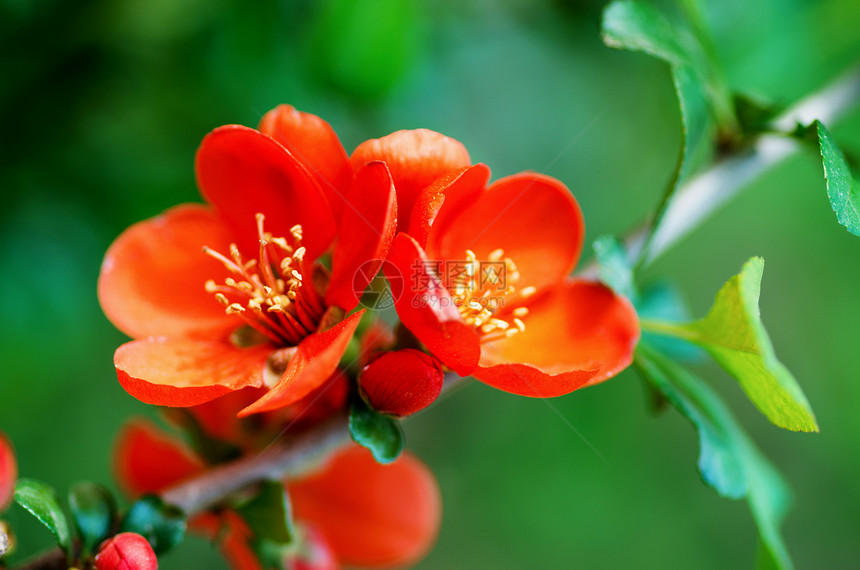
[602,1,689,64]
[68,482,116,556]
[236,481,294,545]
[817,120,860,236]
[645,258,818,432]
[349,397,403,464]
[121,495,186,555]
[14,479,72,558]
[635,344,793,569]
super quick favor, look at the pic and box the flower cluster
[97,104,640,568]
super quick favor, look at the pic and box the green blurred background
[2,0,859,567]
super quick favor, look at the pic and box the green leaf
[635,343,794,569]
[816,120,860,236]
[349,396,403,464]
[14,479,72,558]
[68,482,116,556]
[602,1,711,262]
[236,481,294,545]
[644,258,818,432]
[602,1,689,64]
[121,495,186,555]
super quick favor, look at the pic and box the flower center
[449,249,535,342]
[203,213,326,346]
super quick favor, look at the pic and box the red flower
[113,421,441,569]
[0,431,15,512]
[98,105,467,416]
[385,164,640,397]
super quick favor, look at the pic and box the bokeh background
[2,0,860,568]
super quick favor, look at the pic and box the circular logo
[352,259,404,311]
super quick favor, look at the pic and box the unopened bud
[95,532,158,570]
[359,349,443,417]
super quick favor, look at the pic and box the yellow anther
[226,304,245,314]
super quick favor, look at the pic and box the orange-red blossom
[98,105,469,416]
[384,164,640,399]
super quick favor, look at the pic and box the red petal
[115,338,269,407]
[385,233,480,376]
[98,204,237,340]
[0,431,17,510]
[289,446,441,568]
[359,349,444,417]
[325,161,397,311]
[95,532,158,570]
[425,172,584,292]
[113,420,205,498]
[350,129,470,232]
[238,311,365,416]
[407,164,490,248]
[258,105,353,224]
[474,280,640,397]
[216,512,263,570]
[196,125,336,262]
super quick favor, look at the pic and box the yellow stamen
[450,248,533,342]
[203,214,325,346]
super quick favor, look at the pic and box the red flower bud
[95,533,158,570]
[359,349,443,417]
[0,431,16,511]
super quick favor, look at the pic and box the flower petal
[325,161,397,311]
[196,125,336,261]
[474,280,640,397]
[98,204,237,340]
[407,163,491,248]
[289,446,441,568]
[238,311,365,416]
[350,129,470,232]
[385,233,480,376]
[258,105,353,223]
[426,172,584,292]
[359,349,444,417]
[0,431,17,511]
[115,338,269,407]
[113,420,205,498]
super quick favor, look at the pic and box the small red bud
[95,532,158,570]
[0,431,16,511]
[359,349,443,417]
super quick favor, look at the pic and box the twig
[163,413,350,516]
